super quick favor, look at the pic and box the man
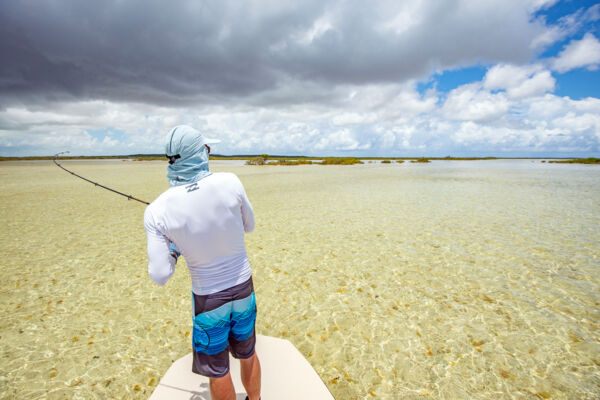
[144,125,261,400]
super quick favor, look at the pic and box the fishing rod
[53,151,150,205]
[54,152,184,260]
[55,152,207,345]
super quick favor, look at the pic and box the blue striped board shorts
[191,278,257,378]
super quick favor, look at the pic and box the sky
[1,0,599,157]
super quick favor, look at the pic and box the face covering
[165,125,214,187]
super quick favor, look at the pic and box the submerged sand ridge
[1,160,599,399]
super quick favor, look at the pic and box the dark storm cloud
[273,1,538,83]
[0,0,545,107]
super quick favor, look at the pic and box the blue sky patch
[554,68,600,99]
[419,66,488,95]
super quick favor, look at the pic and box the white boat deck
[149,334,335,399]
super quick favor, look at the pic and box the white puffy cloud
[552,112,600,139]
[332,112,377,126]
[2,75,598,157]
[552,33,600,73]
[481,94,600,149]
[0,101,188,155]
[508,70,555,98]
[314,129,368,151]
[483,64,555,98]
[442,83,510,122]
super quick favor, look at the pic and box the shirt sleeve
[236,176,255,233]
[144,206,176,286]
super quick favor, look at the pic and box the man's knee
[209,372,235,395]
[241,352,258,365]
[210,373,232,385]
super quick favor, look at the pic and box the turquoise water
[0,160,599,399]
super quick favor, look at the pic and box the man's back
[144,172,255,294]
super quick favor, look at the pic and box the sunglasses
[166,145,211,165]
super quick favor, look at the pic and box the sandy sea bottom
[0,160,599,399]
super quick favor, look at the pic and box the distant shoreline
[1,154,598,162]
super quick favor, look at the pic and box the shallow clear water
[1,160,599,399]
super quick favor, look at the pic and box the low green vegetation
[246,155,268,165]
[363,156,498,161]
[134,156,164,161]
[440,156,497,160]
[548,158,600,164]
[6,155,596,166]
[246,154,313,165]
[268,159,313,165]
[319,157,363,165]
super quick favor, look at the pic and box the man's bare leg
[240,353,261,400]
[209,372,236,400]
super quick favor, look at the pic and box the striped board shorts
[191,278,257,378]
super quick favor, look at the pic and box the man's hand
[169,242,181,262]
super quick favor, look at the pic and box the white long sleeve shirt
[143,172,255,295]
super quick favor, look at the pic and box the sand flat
[1,159,599,399]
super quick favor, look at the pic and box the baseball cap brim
[203,137,221,144]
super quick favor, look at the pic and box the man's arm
[238,180,255,233]
[144,208,176,285]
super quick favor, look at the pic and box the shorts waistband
[193,277,254,315]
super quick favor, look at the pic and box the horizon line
[1,154,598,160]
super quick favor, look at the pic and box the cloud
[332,112,377,126]
[314,129,367,151]
[483,64,555,98]
[0,1,598,157]
[527,0,559,11]
[4,76,598,158]
[0,100,179,155]
[530,4,600,50]
[0,0,553,107]
[552,33,600,72]
[552,111,600,141]
[442,83,510,122]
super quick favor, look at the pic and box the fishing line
[53,151,150,205]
